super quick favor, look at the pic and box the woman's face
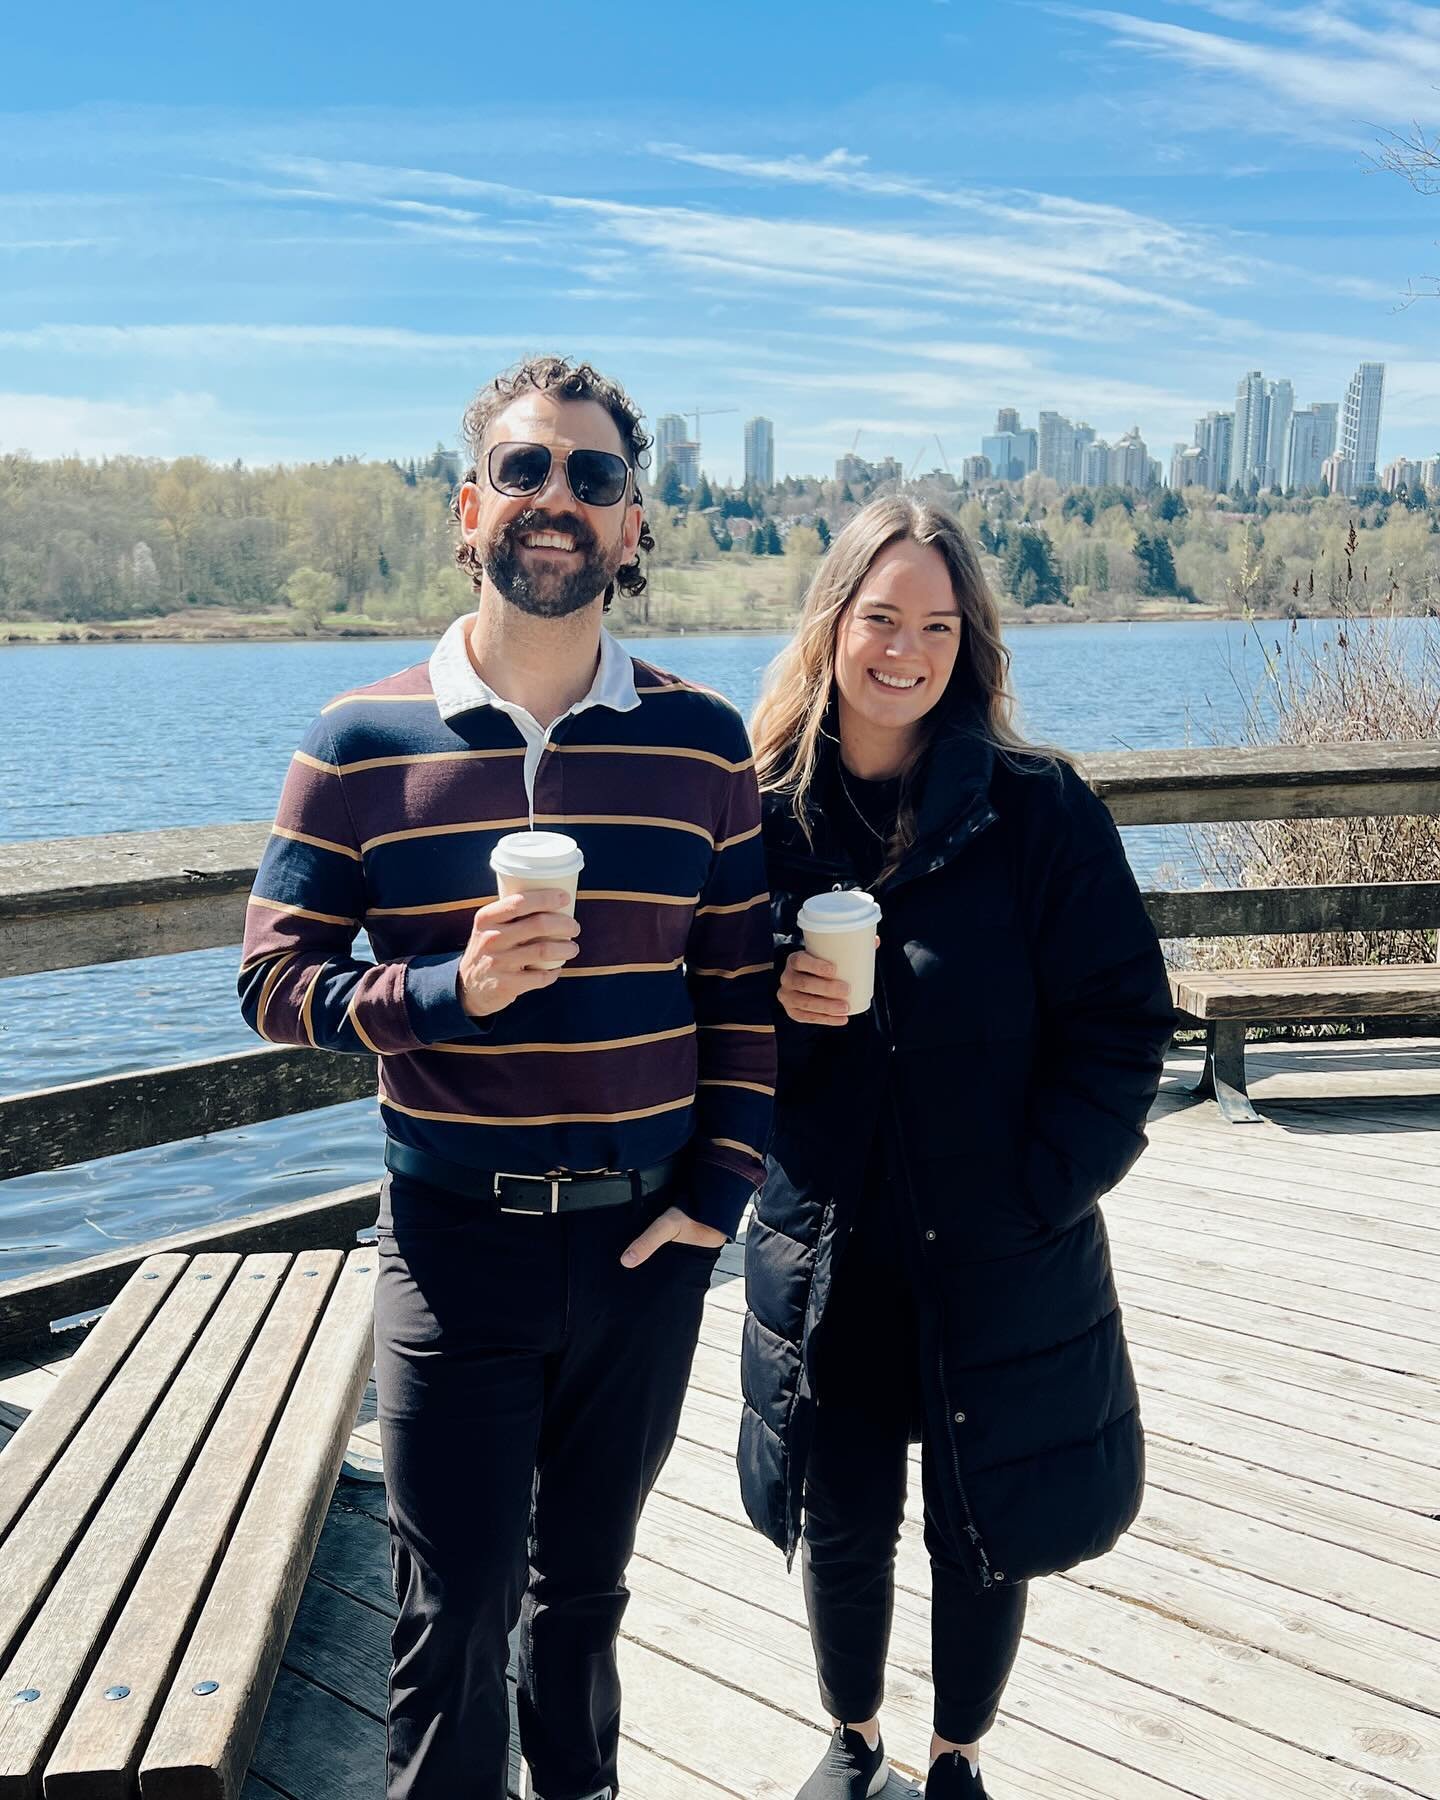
[834,538,964,745]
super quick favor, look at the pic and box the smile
[868,669,923,691]
[521,532,577,551]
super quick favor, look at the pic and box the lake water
[0,617,1329,1275]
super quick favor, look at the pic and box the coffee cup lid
[797,889,882,932]
[489,830,585,877]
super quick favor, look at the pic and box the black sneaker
[796,1725,890,1799]
[924,1750,987,1797]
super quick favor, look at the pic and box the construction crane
[688,406,738,440]
[933,435,952,476]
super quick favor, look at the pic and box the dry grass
[1186,568,1440,971]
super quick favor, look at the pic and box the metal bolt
[192,1680,220,1696]
[303,1270,319,1279]
[954,1411,967,1424]
[925,1230,937,1242]
[13,1690,40,1704]
[994,1571,1007,1582]
[355,1265,372,1274]
[142,1272,159,1281]
[104,1685,131,1701]
[196,1273,213,1282]
[250,1272,266,1280]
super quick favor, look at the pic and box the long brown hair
[751,495,1071,881]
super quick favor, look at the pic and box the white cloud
[1078,4,1440,130]
[0,391,222,458]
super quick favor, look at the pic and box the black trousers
[373,1169,719,1800]
[801,1177,1028,1746]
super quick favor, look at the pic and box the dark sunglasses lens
[491,443,551,494]
[567,450,629,506]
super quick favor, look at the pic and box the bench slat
[0,1256,291,1795]
[0,1256,187,1546]
[0,1255,238,1670]
[42,1251,344,1800]
[1173,966,1440,1021]
[139,1248,377,1800]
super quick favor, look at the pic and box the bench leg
[1188,1021,1262,1124]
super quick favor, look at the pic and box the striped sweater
[238,638,775,1236]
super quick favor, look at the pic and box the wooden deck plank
[43,1251,344,1800]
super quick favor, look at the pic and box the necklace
[837,762,896,845]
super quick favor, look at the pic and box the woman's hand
[778,950,852,1026]
[621,1206,727,1266]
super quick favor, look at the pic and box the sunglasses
[486,441,632,509]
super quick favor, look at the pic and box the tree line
[4,446,1439,629]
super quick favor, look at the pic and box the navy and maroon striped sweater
[238,642,775,1236]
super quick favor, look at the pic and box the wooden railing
[3,741,1438,1351]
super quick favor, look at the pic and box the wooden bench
[1170,964,1440,1123]
[0,1245,375,1799]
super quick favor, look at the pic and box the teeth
[523,532,575,550]
[870,670,921,689]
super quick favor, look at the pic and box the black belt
[383,1140,682,1216]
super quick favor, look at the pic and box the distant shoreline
[2,604,1251,647]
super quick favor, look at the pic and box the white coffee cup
[489,831,585,970]
[797,889,883,1015]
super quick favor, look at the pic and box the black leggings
[801,1190,1028,1745]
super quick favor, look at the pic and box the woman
[737,497,1174,1799]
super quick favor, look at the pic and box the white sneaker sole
[868,1758,891,1796]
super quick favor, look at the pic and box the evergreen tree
[1153,488,1187,523]
[1001,526,1066,606]
[658,463,685,506]
[695,474,715,510]
[814,517,832,549]
[1132,528,1178,595]
[839,481,855,504]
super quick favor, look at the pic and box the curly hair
[449,355,655,610]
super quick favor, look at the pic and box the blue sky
[4,1,1440,483]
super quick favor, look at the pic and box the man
[239,356,775,1800]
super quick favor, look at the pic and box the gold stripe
[544,813,714,844]
[361,818,531,853]
[581,889,699,906]
[690,962,772,980]
[272,824,362,863]
[429,1024,696,1057]
[294,749,341,776]
[556,743,754,774]
[367,888,699,919]
[710,1136,763,1161]
[379,1090,694,1129]
[300,960,326,1049]
[255,951,298,1042]
[716,822,762,852]
[699,1022,776,1034]
[558,957,685,979]
[339,746,525,776]
[695,892,767,917]
[361,814,715,854]
[249,895,359,928]
[698,1078,776,1096]
[322,691,438,714]
[345,990,384,1055]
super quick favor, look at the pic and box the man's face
[457,391,644,620]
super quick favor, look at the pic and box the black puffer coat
[737,723,1175,1589]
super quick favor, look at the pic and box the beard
[481,507,623,620]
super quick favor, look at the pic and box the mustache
[502,508,598,554]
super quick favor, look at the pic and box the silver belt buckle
[495,1172,567,1215]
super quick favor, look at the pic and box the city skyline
[4,5,1440,484]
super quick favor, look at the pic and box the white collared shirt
[428,613,641,811]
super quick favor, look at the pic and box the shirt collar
[429,613,640,725]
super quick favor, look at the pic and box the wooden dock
[4,1035,1438,1800]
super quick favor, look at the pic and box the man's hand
[458,891,580,1018]
[621,1205,727,1267]
[778,949,851,1026]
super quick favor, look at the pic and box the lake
[0,616,1330,1274]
